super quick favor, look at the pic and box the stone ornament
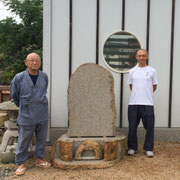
[75,140,103,160]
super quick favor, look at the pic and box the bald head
[26,53,41,61]
[136,49,148,56]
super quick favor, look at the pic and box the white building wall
[43,0,180,128]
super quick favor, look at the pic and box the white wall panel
[149,0,172,127]
[99,0,122,127]
[43,0,51,106]
[171,0,180,127]
[43,0,51,140]
[51,0,69,127]
[123,0,147,127]
[72,0,96,72]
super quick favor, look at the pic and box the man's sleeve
[43,72,48,90]
[152,70,158,85]
[10,76,20,107]
[127,71,132,85]
[45,73,48,88]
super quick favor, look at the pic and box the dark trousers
[16,122,48,165]
[128,105,155,151]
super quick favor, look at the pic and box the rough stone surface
[52,158,120,170]
[0,144,34,163]
[60,141,73,162]
[0,100,18,111]
[104,140,118,161]
[75,140,103,160]
[119,137,127,160]
[0,151,15,163]
[67,63,116,137]
[0,112,8,126]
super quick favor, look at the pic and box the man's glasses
[26,59,40,63]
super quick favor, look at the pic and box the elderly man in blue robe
[10,53,51,176]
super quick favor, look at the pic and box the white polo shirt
[128,66,158,106]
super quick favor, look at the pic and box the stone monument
[51,63,126,169]
[68,63,116,137]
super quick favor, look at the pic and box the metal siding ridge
[146,0,150,54]
[120,0,126,128]
[96,0,100,65]
[69,0,73,80]
[168,0,176,128]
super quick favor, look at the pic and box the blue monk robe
[10,69,49,126]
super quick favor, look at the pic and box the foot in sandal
[15,164,26,176]
[36,159,51,168]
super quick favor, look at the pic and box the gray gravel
[0,166,16,180]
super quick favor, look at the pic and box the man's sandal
[15,168,26,176]
[36,161,51,168]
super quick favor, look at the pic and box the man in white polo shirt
[127,49,158,157]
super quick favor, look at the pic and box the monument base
[51,133,126,169]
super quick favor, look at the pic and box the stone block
[104,140,118,161]
[60,141,73,162]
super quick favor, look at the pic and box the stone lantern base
[51,132,126,169]
[0,120,35,163]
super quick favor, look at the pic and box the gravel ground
[0,142,180,180]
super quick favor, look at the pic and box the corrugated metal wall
[43,0,180,128]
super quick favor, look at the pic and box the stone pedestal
[0,101,35,163]
[51,133,126,169]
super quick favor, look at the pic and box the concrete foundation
[50,127,180,144]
